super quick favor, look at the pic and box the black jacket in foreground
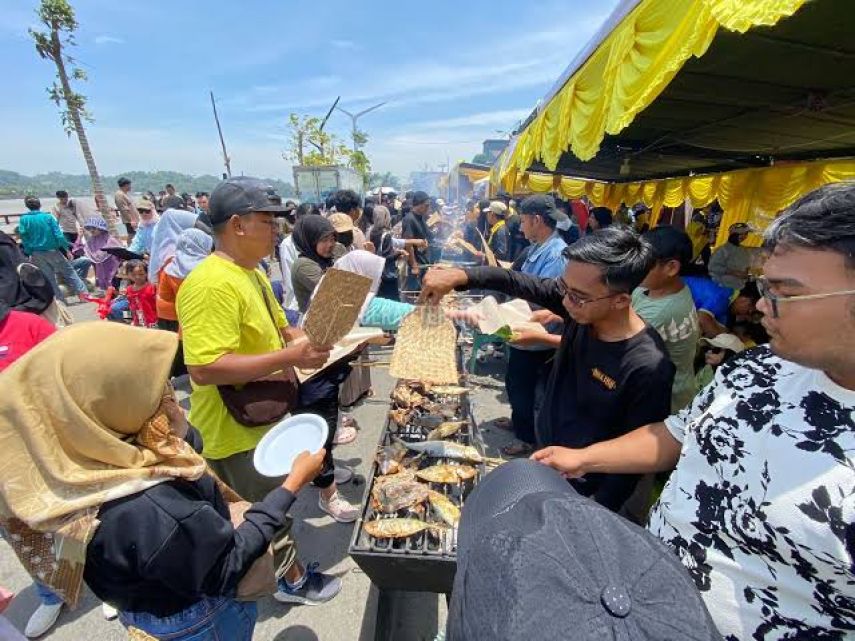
[83,430,295,617]
[461,267,675,511]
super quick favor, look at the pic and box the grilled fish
[388,408,411,428]
[391,385,425,408]
[397,439,483,463]
[416,463,477,484]
[363,518,446,539]
[426,421,465,441]
[371,477,429,513]
[375,442,408,475]
[427,490,461,526]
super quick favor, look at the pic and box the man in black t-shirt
[401,190,434,291]
[422,227,675,511]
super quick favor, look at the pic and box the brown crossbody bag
[217,272,299,427]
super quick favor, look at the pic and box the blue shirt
[521,231,567,280]
[128,224,155,255]
[18,211,68,255]
[517,231,568,351]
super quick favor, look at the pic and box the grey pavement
[0,301,516,641]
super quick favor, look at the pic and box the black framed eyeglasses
[756,277,855,319]
[555,277,619,307]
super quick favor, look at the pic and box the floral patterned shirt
[648,346,854,640]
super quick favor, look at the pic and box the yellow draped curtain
[499,0,806,189]
[509,158,855,247]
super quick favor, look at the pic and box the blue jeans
[119,597,257,641]
[71,257,92,284]
[29,250,88,299]
[35,582,63,606]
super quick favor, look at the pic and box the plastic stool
[469,331,508,373]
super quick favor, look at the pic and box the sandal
[492,417,513,431]
[341,415,360,430]
[333,425,358,445]
[501,442,533,457]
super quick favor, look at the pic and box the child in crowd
[695,333,745,389]
[77,217,122,292]
[124,260,158,328]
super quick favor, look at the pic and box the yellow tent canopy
[492,0,855,244]
[512,158,855,246]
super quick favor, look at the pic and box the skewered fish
[426,421,465,441]
[397,439,483,463]
[427,490,461,526]
[416,464,477,484]
[371,476,429,513]
[363,518,446,539]
[375,442,408,475]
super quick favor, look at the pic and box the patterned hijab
[0,322,207,606]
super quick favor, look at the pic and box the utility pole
[210,91,232,177]
[336,101,386,152]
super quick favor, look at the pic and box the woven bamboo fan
[389,311,458,384]
[303,268,373,347]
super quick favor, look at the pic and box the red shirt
[0,311,56,372]
[126,283,158,327]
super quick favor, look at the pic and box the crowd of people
[0,174,852,640]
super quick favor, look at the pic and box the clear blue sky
[0,0,619,181]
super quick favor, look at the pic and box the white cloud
[94,35,124,45]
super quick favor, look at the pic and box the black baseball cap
[208,176,289,226]
[518,194,568,223]
[447,459,722,641]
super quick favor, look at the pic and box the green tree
[284,113,351,167]
[471,152,492,165]
[29,0,119,235]
[368,172,402,191]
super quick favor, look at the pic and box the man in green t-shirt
[177,176,341,606]
[632,226,700,413]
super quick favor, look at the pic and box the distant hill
[0,170,295,199]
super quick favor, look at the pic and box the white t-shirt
[278,235,298,311]
[648,346,855,640]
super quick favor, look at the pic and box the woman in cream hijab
[0,323,323,640]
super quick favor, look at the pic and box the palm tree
[30,0,119,236]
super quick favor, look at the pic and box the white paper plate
[253,414,328,477]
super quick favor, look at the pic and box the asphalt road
[0,301,516,641]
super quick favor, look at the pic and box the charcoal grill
[349,384,484,594]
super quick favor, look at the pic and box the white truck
[292,165,363,205]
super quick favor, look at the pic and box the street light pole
[336,101,386,152]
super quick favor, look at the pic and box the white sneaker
[101,602,118,620]
[333,466,353,485]
[25,602,62,638]
[319,491,359,523]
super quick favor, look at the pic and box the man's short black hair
[165,183,175,189]
[478,199,490,212]
[643,226,693,273]
[563,227,654,294]
[295,202,321,218]
[765,181,855,269]
[332,189,361,214]
[162,195,186,210]
[117,177,131,187]
[24,196,41,211]
[56,190,68,199]
[195,191,209,198]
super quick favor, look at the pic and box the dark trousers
[378,277,400,302]
[505,347,554,445]
[293,396,337,489]
[158,318,187,378]
[63,231,78,244]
